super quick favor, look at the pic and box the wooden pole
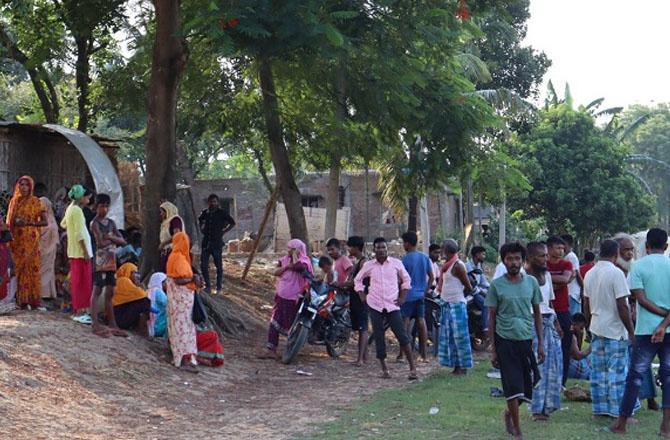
[242,187,279,281]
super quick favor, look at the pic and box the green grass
[303,360,662,440]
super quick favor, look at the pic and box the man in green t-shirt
[486,242,544,440]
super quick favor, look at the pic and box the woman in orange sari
[166,232,199,373]
[6,176,46,308]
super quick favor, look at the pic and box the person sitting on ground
[318,255,337,284]
[567,312,591,380]
[147,272,168,338]
[112,263,151,336]
[90,194,127,338]
[117,229,142,266]
[259,239,314,360]
[354,237,417,380]
[438,239,474,375]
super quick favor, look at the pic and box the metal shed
[0,121,124,228]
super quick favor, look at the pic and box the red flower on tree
[456,0,471,21]
[219,17,240,30]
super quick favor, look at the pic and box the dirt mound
[0,261,437,439]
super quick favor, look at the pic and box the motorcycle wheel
[326,326,351,358]
[326,312,352,358]
[282,323,309,364]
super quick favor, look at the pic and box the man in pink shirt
[326,238,353,286]
[355,237,417,380]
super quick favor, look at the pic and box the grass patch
[303,360,662,439]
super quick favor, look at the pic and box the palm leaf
[546,80,558,107]
[474,88,534,114]
[455,52,492,84]
[619,113,652,142]
[584,97,605,112]
[564,83,573,108]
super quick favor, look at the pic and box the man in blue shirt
[400,231,434,362]
[466,245,490,333]
[612,228,670,435]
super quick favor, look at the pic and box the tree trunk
[251,147,274,194]
[0,24,59,123]
[140,0,188,277]
[324,157,341,239]
[419,196,430,253]
[365,162,370,241]
[258,54,308,246]
[407,195,418,232]
[325,67,346,240]
[75,36,91,132]
[499,194,507,248]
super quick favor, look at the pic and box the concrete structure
[192,171,463,244]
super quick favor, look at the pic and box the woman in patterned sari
[6,176,46,308]
[166,232,199,373]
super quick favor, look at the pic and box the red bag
[196,330,224,367]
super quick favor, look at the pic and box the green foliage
[513,104,656,242]
[621,103,670,227]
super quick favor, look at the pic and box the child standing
[343,236,369,366]
[90,193,126,337]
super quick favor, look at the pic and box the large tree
[514,104,656,244]
[141,0,188,276]
[621,104,670,229]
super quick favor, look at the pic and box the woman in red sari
[6,176,46,308]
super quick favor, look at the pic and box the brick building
[192,171,464,245]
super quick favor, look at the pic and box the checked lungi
[590,335,638,417]
[439,301,473,369]
[531,314,563,415]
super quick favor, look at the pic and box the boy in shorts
[90,194,127,338]
[486,242,544,440]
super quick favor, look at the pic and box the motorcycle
[282,274,352,364]
[466,267,489,351]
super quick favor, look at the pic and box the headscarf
[39,197,59,255]
[68,184,86,201]
[167,232,195,290]
[160,201,183,245]
[6,176,43,233]
[282,238,313,271]
[148,272,167,292]
[147,272,168,338]
[112,262,147,306]
[276,239,313,301]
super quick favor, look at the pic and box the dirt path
[0,261,438,439]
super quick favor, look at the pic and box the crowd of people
[0,175,229,373]
[260,228,670,439]
[6,174,670,437]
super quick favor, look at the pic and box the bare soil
[0,260,437,439]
